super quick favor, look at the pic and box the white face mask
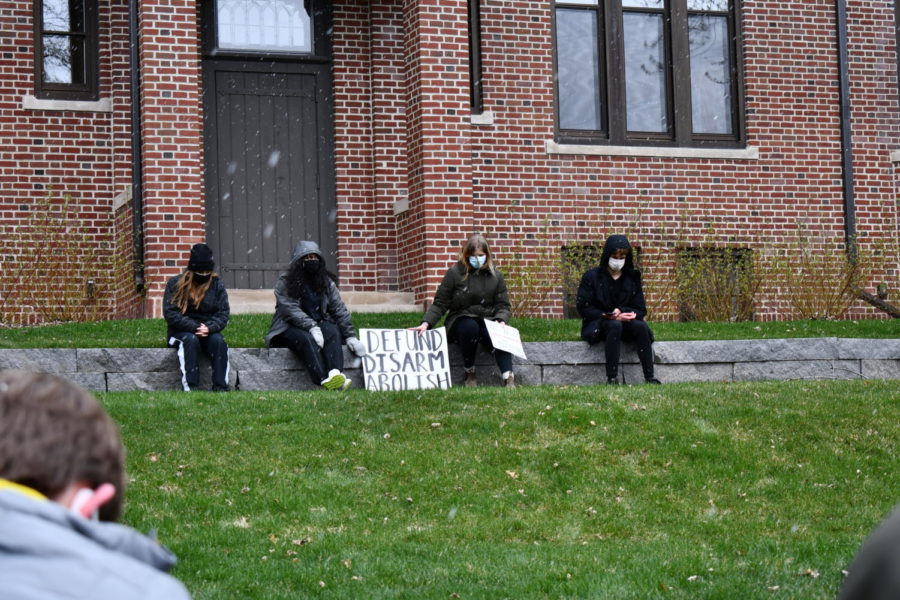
[608,257,626,271]
[468,255,486,269]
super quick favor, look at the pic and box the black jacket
[423,262,512,332]
[576,235,648,339]
[163,275,230,340]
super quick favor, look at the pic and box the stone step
[227,289,418,315]
[0,338,897,392]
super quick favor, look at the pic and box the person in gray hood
[0,370,191,599]
[265,241,367,389]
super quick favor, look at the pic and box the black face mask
[193,273,211,285]
[302,259,323,274]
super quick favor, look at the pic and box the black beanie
[188,243,215,272]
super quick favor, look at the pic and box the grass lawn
[2,313,899,348]
[103,380,899,599]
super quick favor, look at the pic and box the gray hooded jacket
[265,240,355,346]
[0,489,191,600]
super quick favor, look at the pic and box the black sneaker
[606,377,619,385]
[645,378,662,385]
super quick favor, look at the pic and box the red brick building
[1,0,898,325]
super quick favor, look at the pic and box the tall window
[469,0,484,113]
[554,0,744,147]
[34,0,98,100]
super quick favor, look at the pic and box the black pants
[449,317,513,374]
[271,321,343,384]
[582,319,655,381]
[168,331,230,391]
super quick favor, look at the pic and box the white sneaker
[321,369,346,390]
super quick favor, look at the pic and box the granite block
[78,348,176,372]
[861,359,900,379]
[836,339,900,360]
[734,360,861,381]
[654,363,733,383]
[0,349,77,373]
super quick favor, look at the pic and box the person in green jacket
[411,234,515,388]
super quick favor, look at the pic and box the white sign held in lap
[361,327,452,391]
[483,319,527,360]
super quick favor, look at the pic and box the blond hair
[458,234,496,278]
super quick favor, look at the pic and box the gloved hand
[346,337,367,357]
[310,326,324,349]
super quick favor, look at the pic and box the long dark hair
[171,270,215,314]
[285,258,337,298]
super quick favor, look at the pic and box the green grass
[103,380,899,599]
[2,313,898,348]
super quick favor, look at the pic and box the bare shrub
[0,191,118,326]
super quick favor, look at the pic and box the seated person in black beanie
[163,243,231,392]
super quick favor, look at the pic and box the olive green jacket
[422,263,512,332]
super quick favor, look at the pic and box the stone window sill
[546,140,759,160]
[22,95,112,113]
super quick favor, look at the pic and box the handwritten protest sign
[360,327,452,391]
[483,319,527,360]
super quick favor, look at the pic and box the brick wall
[459,0,898,319]
[136,0,205,317]
[330,0,897,320]
[1,1,897,325]
[0,0,134,325]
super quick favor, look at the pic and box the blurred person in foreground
[0,370,191,599]
[838,503,900,600]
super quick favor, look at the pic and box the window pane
[687,0,728,11]
[689,15,732,134]
[217,0,312,52]
[43,35,86,84]
[557,0,598,5]
[43,0,85,32]
[556,8,602,131]
[622,0,663,8]
[623,12,668,133]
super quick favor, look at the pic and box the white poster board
[360,327,452,391]
[483,320,527,360]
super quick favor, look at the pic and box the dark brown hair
[0,370,125,521]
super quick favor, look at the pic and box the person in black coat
[163,243,231,392]
[576,234,660,385]
[838,503,900,600]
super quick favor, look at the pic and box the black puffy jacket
[163,274,230,340]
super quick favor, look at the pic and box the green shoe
[321,369,346,390]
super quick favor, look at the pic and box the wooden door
[202,0,335,289]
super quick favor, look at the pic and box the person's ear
[63,483,117,520]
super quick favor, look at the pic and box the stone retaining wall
[0,338,897,392]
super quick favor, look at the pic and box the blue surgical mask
[468,255,486,269]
